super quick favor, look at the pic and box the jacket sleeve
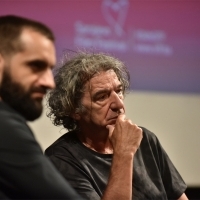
[0,112,83,199]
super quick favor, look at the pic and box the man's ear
[0,53,5,83]
[0,53,4,67]
[72,109,81,121]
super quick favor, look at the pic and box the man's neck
[76,129,113,154]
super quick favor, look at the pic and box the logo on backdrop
[73,0,172,55]
[101,0,129,37]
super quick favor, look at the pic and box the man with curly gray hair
[45,51,187,200]
[47,52,130,131]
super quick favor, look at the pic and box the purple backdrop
[1,0,200,93]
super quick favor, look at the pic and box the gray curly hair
[47,51,130,131]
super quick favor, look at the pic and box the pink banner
[1,0,200,93]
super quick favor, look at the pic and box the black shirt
[0,101,82,199]
[45,127,187,200]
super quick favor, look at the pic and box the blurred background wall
[1,0,200,198]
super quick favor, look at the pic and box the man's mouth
[108,116,118,120]
[107,116,118,124]
[31,92,46,100]
[31,87,47,99]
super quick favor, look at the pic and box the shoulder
[0,101,25,122]
[45,131,78,156]
[0,101,40,151]
[140,126,158,142]
[138,126,164,154]
[0,102,30,135]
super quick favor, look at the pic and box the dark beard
[0,69,44,121]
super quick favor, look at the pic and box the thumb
[106,125,114,134]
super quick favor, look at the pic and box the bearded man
[0,15,82,200]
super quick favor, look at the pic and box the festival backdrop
[1,0,200,93]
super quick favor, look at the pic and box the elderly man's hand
[106,114,143,155]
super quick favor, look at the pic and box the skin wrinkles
[78,70,125,134]
[45,51,188,200]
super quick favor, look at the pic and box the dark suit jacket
[0,101,82,200]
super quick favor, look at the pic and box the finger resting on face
[118,113,126,121]
[119,108,125,114]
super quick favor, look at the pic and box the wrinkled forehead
[83,69,120,92]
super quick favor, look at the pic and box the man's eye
[98,94,108,101]
[116,89,123,99]
[117,89,123,95]
[28,61,47,71]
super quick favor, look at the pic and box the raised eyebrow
[93,84,123,95]
[93,89,110,98]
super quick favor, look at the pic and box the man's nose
[39,69,55,89]
[110,92,124,111]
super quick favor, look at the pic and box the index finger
[117,113,126,121]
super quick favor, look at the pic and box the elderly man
[0,15,82,199]
[45,52,188,200]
